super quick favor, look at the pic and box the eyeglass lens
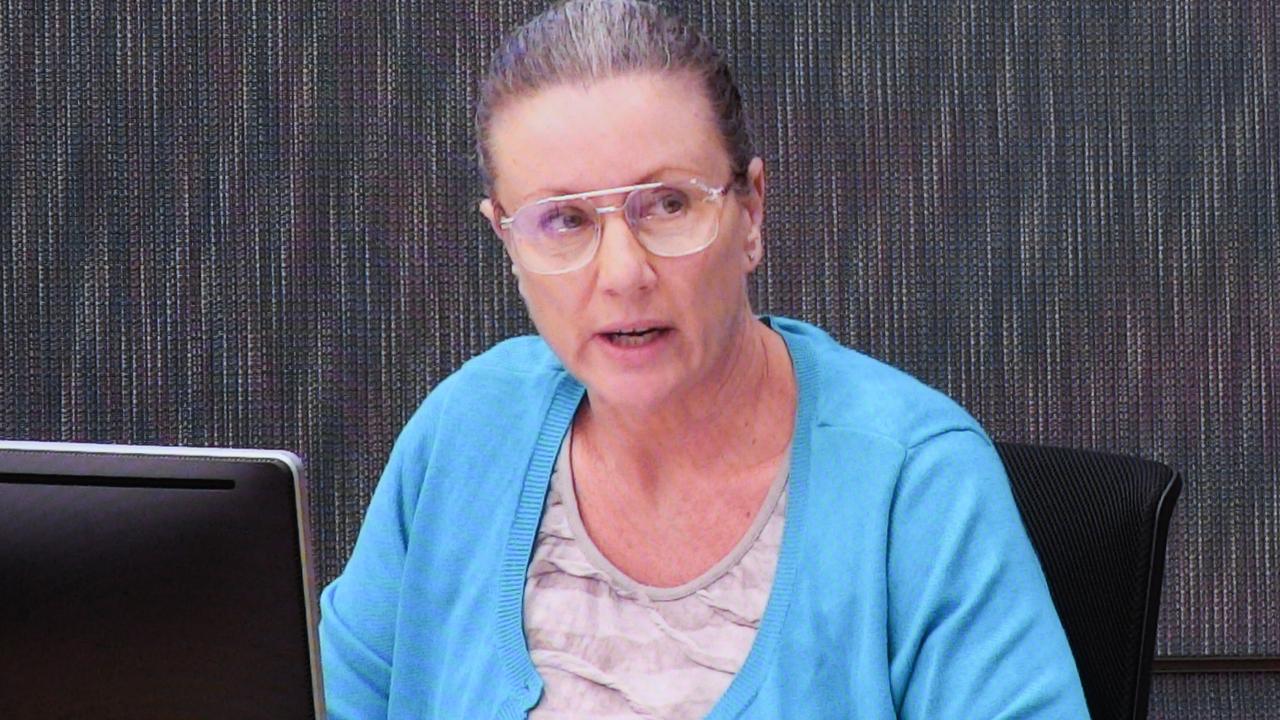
[508,184,720,273]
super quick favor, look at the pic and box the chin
[582,371,681,412]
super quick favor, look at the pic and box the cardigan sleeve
[885,428,1090,719]
[318,389,444,720]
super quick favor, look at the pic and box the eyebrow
[510,165,707,208]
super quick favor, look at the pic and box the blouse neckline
[552,428,791,602]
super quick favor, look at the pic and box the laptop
[0,441,325,720]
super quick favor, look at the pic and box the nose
[593,211,656,295]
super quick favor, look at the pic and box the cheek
[519,279,552,327]
[519,276,586,341]
[698,235,750,300]
[666,250,748,344]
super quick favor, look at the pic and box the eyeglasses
[497,178,731,275]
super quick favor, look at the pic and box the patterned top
[524,434,790,719]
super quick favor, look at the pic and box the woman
[319,1,1089,718]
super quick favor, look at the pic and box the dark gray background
[1,1,1276,716]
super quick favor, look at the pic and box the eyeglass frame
[494,176,739,275]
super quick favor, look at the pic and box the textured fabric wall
[1,0,1276,715]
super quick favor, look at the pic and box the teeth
[612,333,654,347]
[608,328,663,347]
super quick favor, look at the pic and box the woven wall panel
[1,0,1276,701]
[1149,673,1280,719]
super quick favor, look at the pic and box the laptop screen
[0,444,322,720]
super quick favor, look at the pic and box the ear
[479,198,502,236]
[741,157,766,272]
[744,156,766,229]
[480,198,528,293]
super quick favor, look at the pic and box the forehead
[487,71,733,207]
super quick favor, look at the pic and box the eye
[636,187,691,220]
[658,193,687,215]
[536,203,593,235]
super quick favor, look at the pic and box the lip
[591,322,675,366]
[594,319,672,336]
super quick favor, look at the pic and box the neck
[574,313,796,498]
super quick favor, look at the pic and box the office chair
[994,442,1182,720]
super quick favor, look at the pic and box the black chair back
[995,442,1182,720]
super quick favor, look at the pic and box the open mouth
[602,327,670,348]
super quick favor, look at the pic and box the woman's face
[480,71,765,412]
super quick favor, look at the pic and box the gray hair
[475,0,752,194]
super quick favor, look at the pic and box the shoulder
[769,316,990,451]
[380,333,575,516]
[393,334,571,453]
[462,333,566,376]
[420,333,566,409]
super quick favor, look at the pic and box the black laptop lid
[0,442,323,720]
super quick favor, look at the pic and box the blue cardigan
[320,317,1089,719]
